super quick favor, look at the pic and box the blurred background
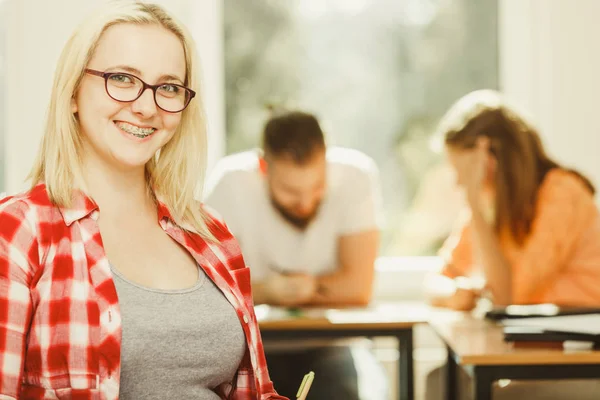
[2,0,600,260]
[223,0,498,257]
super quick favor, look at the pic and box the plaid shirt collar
[57,191,98,226]
[56,187,175,227]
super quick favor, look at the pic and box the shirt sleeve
[203,165,270,281]
[0,200,38,398]
[338,159,383,235]
[438,210,474,278]
[511,171,598,303]
[203,165,243,238]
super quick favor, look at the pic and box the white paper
[502,314,600,335]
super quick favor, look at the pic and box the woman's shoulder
[0,185,44,218]
[540,169,593,199]
[537,169,596,213]
[0,195,30,224]
[198,203,247,270]
[200,203,235,239]
[0,186,50,243]
[0,184,63,234]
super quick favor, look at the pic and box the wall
[1,0,224,194]
[499,0,600,205]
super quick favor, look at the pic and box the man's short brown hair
[262,110,326,164]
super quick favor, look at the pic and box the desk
[429,311,600,400]
[257,302,429,400]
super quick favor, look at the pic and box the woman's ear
[71,96,78,113]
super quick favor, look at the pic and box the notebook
[501,314,600,336]
[485,304,600,320]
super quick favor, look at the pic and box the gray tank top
[111,265,246,400]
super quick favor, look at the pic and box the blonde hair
[29,1,215,240]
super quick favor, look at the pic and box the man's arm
[251,281,271,305]
[251,229,378,307]
[305,152,382,306]
[251,277,314,306]
[251,273,317,306]
[309,229,379,306]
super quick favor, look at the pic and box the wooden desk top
[257,302,429,331]
[429,309,600,366]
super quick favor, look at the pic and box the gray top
[111,265,246,400]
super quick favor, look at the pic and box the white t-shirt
[204,147,382,283]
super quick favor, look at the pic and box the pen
[296,371,315,400]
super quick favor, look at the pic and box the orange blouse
[439,169,600,306]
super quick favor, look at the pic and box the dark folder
[503,326,600,349]
[503,326,600,342]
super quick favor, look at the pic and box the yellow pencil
[296,371,315,400]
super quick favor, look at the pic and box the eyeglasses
[84,69,196,113]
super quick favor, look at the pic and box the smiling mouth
[115,121,157,138]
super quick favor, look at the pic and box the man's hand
[264,273,317,306]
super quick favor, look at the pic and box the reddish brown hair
[441,90,594,244]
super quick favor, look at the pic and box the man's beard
[270,196,321,230]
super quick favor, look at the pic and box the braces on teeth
[118,122,156,138]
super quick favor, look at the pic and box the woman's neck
[79,155,156,220]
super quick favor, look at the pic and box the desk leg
[446,346,457,400]
[472,366,493,400]
[398,328,414,400]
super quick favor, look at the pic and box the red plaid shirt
[0,184,287,400]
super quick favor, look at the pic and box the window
[224,0,498,255]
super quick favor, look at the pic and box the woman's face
[73,23,187,171]
[446,143,497,190]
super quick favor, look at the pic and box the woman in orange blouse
[425,90,600,400]
[429,89,600,310]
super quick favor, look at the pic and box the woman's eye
[159,84,179,93]
[109,74,133,83]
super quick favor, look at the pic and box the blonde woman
[0,2,286,399]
